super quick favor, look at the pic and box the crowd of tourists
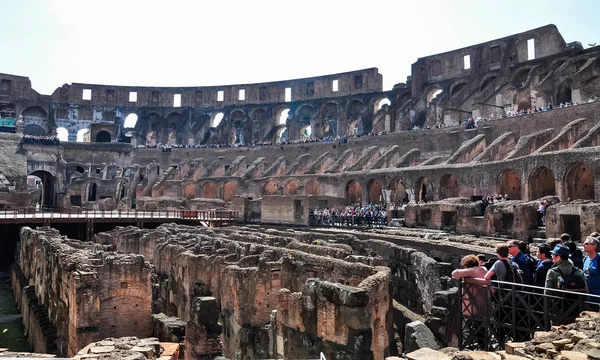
[454,232,600,346]
[309,203,389,227]
[416,96,600,131]
[22,134,60,146]
[136,132,391,150]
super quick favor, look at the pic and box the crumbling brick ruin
[1,24,600,359]
[12,227,153,357]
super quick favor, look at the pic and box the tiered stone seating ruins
[1,24,600,359]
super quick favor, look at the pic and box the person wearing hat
[545,244,587,295]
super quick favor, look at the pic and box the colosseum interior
[0,24,600,359]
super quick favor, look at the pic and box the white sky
[1,0,598,95]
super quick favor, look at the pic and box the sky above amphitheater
[1,0,598,95]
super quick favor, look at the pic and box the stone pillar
[184,297,222,360]
[15,115,24,135]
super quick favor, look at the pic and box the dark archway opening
[346,180,362,205]
[529,166,556,200]
[29,170,55,208]
[564,162,594,200]
[390,179,409,204]
[96,131,111,143]
[416,177,434,202]
[439,174,460,199]
[23,124,46,136]
[88,182,97,202]
[497,169,521,200]
[367,179,383,204]
[556,81,573,105]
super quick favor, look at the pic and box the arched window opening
[56,127,69,142]
[529,167,556,200]
[346,180,362,205]
[29,170,55,207]
[426,89,443,104]
[96,131,111,143]
[416,177,434,202]
[439,174,460,199]
[301,125,312,138]
[212,113,224,128]
[376,98,391,111]
[77,128,90,142]
[276,127,287,143]
[564,162,594,200]
[279,109,290,125]
[497,169,521,200]
[124,113,139,128]
[367,179,383,204]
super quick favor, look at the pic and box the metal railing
[458,278,600,351]
[308,214,387,228]
[0,209,239,221]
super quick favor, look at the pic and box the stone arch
[29,170,55,207]
[371,97,390,113]
[497,169,521,200]
[346,100,365,136]
[450,81,468,98]
[397,93,411,107]
[389,178,408,204]
[96,131,111,143]
[201,182,217,198]
[263,181,279,196]
[229,109,247,145]
[479,74,498,91]
[367,178,383,204]
[416,177,434,202]
[223,181,237,201]
[286,181,299,195]
[320,101,338,138]
[529,166,556,200]
[563,162,594,200]
[21,106,48,126]
[556,79,573,105]
[23,124,46,136]
[305,179,318,195]
[514,92,532,111]
[439,174,459,199]
[346,180,362,205]
[426,88,444,104]
[144,112,164,145]
[511,67,532,88]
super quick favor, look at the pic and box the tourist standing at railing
[533,244,553,289]
[507,240,532,284]
[583,236,600,298]
[452,255,490,316]
[484,245,521,282]
[545,244,587,295]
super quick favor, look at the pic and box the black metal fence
[458,279,600,351]
[308,214,387,228]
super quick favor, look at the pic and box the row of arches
[341,162,596,206]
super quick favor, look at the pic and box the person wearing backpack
[507,240,531,284]
[484,245,524,284]
[484,245,526,342]
[545,244,588,322]
[545,244,587,294]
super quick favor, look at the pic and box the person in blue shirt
[507,240,531,284]
[583,236,600,301]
